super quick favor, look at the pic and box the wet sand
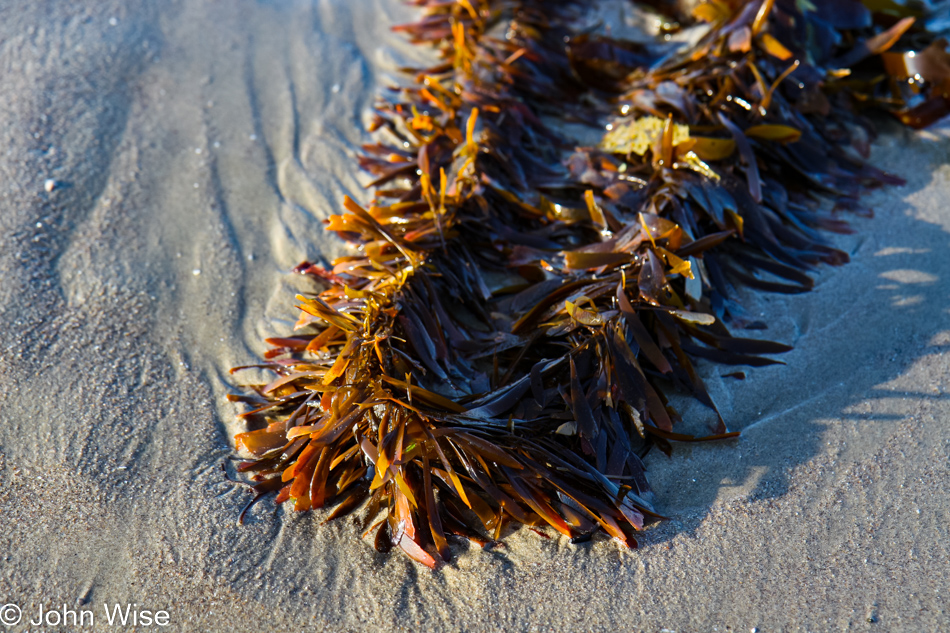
[0,1,947,631]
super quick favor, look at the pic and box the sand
[0,1,947,631]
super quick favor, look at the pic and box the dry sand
[0,1,947,631]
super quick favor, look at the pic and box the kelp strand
[229,0,950,567]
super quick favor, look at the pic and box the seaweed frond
[230,0,948,566]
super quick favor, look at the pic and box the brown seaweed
[229,0,949,566]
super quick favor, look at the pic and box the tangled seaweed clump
[228,0,950,567]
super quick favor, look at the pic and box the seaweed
[229,0,949,567]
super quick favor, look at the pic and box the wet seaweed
[229,0,949,567]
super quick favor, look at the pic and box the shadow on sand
[625,119,950,549]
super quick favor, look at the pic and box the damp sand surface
[0,2,948,631]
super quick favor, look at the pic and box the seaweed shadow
[635,121,950,547]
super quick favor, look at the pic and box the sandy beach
[0,1,948,631]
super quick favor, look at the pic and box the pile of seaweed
[229,0,950,567]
